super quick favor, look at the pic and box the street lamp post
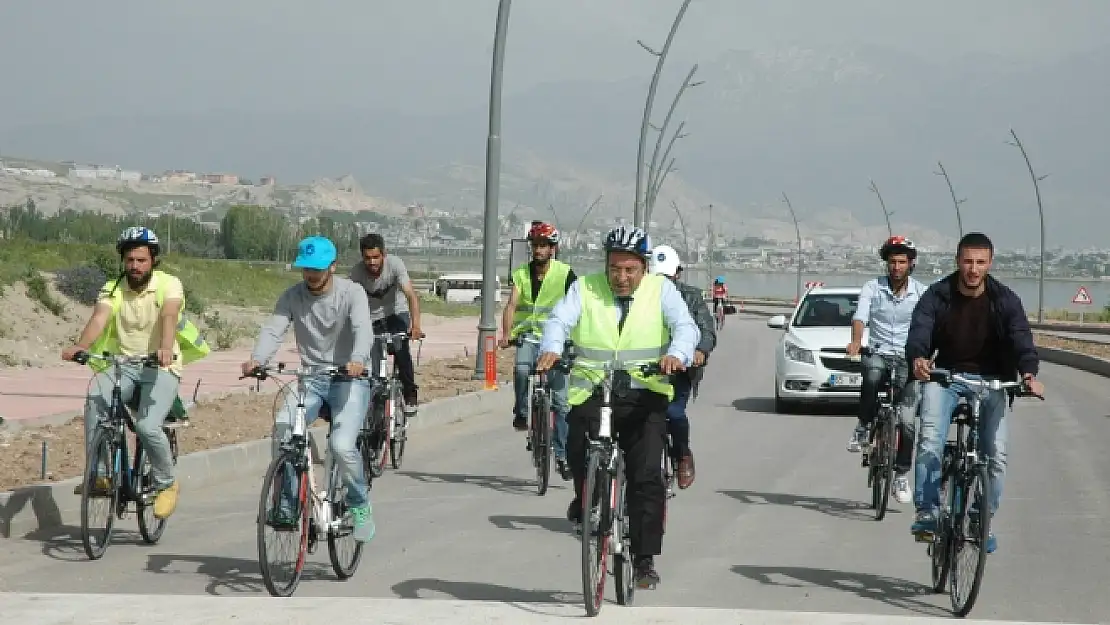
[473,0,512,380]
[782,192,803,303]
[669,199,691,259]
[868,179,894,237]
[633,0,693,229]
[645,121,689,225]
[570,195,603,251]
[1006,128,1049,324]
[934,160,966,239]
[646,156,678,217]
[643,64,703,227]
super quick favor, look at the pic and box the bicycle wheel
[613,454,636,605]
[137,428,180,544]
[80,429,119,560]
[257,450,311,597]
[872,416,894,521]
[532,390,552,496]
[389,383,407,470]
[367,395,388,479]
[949,463,992,617]
[581,449,609,617]
[930,459,955,593]
[327,459,364,579]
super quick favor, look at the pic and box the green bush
[54,266,108,305]
[23,268,66,316]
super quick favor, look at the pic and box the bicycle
[71,351,181,561]
[359,331,424,478]
[508,335,572,496]
[714,298,726,331]
[576,357,665,617]
[853,346,904,522]
[243,363,371,597]
[917,367,1041,617]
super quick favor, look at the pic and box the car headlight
[784,340,815,364]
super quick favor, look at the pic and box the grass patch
[1042,307,1110,323]
[22,268,66,316]
[418,294,482,318]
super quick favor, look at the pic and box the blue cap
[292,236,337,270]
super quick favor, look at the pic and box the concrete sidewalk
[0,316,483,426]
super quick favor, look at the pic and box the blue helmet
[714,275,725,284]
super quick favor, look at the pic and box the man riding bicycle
[499,221,577,480]
[905,232,1045,553]
[711,276,728,314]
[846,235,926,505]
[536,225,699,589]
[649,244,716,489]
[62,226,186,520]
[243,236,376,543]
[350,233,423,414]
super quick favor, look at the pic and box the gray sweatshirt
[250,277,373,368]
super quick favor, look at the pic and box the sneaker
[985,533,997,554]
[153,481,179,519]
[402,390,418,415]
[350,505,376,543]
[634,556,661,589]
[892,473,912,504]
[556,458,571,481]
[267,507,299,531]
[566,498,582,524]
[968,512,998,554]
[847,425,868,453]
[911,508,938,535]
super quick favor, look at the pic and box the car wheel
[774,384,793,414]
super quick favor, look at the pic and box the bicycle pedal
[913,531,935,543]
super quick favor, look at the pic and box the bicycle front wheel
[532,391,552,496]
[80,429,119,560]
[581,449,609,617]
[137,428,180,544]
[930,460,955,593]
[613,454,636,606]
[950,463,992,617]
[389,384,407,470]
[326,460,364,579]
[872,417,894,521]
[257,450,311,597]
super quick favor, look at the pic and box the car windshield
[792,293,858,327]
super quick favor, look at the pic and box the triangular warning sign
[1072,286,1093,305]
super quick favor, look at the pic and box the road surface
[1,317,1106,623]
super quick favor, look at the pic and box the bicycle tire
[327,459,364,579]
[581,449,609,617]
[137,428,180,544]
[80,429,119,561]
[613,454,636,605]
[873,416,894,521]
[257,451,311,597]
[368,395,388,478]
[533,390,551,496]
[950,463,992,617]
[389,383,406,470]
[931,458,955,593]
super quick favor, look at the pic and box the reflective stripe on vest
[566,272,673,405]
[511,259,571,339]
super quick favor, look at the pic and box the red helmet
[880,235,917,261]
[527,222,560,245]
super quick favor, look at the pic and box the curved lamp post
[782,192,803,303]
[868,179,894,237]
[1006,128,1048,324]
[934,160,966,240]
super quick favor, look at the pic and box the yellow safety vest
[86,270,211,373]
[511,259,571,339]
[566,272,673,405]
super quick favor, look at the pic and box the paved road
[1,317,1106,623]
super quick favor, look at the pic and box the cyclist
[350,233,423,414]
[846,235,926,505]
[243,235,376,542]
[711,276,728,314]
[649,244,716,489]
[536,225,699,589]
[499,221,576,480]
[905,232,1044,553]
[61,227,183,519]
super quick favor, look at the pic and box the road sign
[1072,286,1093,305]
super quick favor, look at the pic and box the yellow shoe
[153,481,179,519]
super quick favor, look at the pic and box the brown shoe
[677,451,695,489]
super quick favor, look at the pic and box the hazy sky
[2,0,1106,125]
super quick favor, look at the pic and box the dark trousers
[567,389,668,556]
[372,313,418,398]
[665,373,692,459]
[858,353,917,473]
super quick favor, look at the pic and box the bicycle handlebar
[71,351,175,367]
[928,367,1044,400]
[239,362,370,382]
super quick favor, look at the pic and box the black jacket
[675,279,716,357]
[905,272,1038,380]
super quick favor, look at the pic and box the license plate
[829,373,862,388]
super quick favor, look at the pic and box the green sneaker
[350,505,376,543]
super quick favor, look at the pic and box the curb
[0,385,512,539]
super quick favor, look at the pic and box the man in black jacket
[905,232,1044,553]
[650,244,716,489]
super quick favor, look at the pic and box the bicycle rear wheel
[327,459,364,579]
[949,463,992,617]
[930,459,955,593]
[581,449,609,617]
[80,429,119,560]
[257,450,311,597]
[871,416,894,521]
[532,390,552,496]
[389,383,407,470]
[613,454,636,605]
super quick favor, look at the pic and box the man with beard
[499,222,576,480]
[906,232,1045,553]
[62,226,184,519]
[846,235,926,505]
[244,236,376,542]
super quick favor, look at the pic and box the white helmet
[649,244,681,278]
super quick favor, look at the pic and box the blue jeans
[914,375,1008,516]
[273,375,371,511]
[512,336,569,460]
[665,373,692,458]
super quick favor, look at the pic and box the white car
[767,286,866,413]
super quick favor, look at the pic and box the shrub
[23,268,66,316]
[183,282,207,315]
[54,266,108,306]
